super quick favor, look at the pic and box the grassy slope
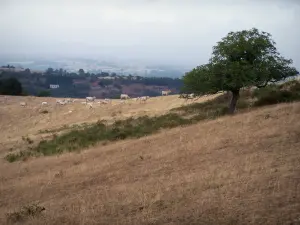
[1,102,300,225]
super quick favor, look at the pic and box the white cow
[162,90,171,96]
[20,102,27,107]
[120,94,130,100]
[139,96,150,103]
[65,98,72,103]
[188,93,195,98]
[41,102,48,105]
[56,99,66,105]
[86,96,96,103]
[104,98,111,103]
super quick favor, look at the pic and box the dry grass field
[0,94,219,157]
[0,95,300,224]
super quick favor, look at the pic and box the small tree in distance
[183,28,298,114]
[37,90,51,97]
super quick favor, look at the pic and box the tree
[46,68,54,75]
[0,77,23,95]
[24,68,31,74]
[78,69,85,76]
[58,68,64,76]
[183,28,298,114]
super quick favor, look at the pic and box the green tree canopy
[183,28,298,113]
[46,68,54,75]
[78,69,85,76]
[0,77,23,95]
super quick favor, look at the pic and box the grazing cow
[56,99,66,105]
[41,102,48,105]
[188,93,195,98]
[86,96,96,103]
[20,102,26,107]
[65,98,72,103]
[162,90,171,96]
[139,96,150,103]
[120,94,130,100]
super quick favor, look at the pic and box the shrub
[37,90,51,97]
[40,110,49,114]
[6,203,45,223]
[22,136,34,144]
[253,82,300,107]
[5,151,34,162]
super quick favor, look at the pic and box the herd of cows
[1,90,200,110]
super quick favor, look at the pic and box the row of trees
[183,28,298,114]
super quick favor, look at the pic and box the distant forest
[0,66,184,98]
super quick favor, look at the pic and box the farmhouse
[49,84,60,89]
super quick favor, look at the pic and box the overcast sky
[0,0,299,68]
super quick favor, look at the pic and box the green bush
[252,85,277,98]
[37,90,51,97]
[254,89,300,106]
[281,80,300,92]
[6,203,45,223]
[253,81,300,107]
[5,151,34,162]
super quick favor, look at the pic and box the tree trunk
[229,89,240,114]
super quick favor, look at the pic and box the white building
[98,76,115,80]
[49,84,60,89]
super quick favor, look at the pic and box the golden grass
[1,102,300,224]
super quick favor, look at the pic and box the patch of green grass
[5,151,35,162]
[38,123,91,134]
[5,113,194,161]
[32,114,190,157]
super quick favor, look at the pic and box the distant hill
[0,69,183,98]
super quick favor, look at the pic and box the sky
[0,0,299,68]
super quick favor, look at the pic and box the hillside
[0,95,300,224]
[0,94,220,157]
